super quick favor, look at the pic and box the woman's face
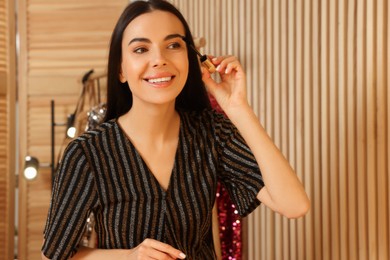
[120,10,189,108]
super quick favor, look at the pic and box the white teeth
[148,77,172,83]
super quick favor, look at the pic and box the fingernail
[216,65,221,71]
[212,57,218,62]
[179,252,186,258]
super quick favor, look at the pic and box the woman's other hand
[42,238,186,260]
[126,238,186,260]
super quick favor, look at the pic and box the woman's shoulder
[72,119,118,145]
[180,108,227,123]
[179,108,235,134]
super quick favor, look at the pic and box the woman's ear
[119,70,126,83]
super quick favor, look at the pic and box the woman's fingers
[201,67,218,96]
[133,239,186,259]
[147,239,186,259]
[211,55,242,74]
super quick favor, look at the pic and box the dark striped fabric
[42,109,264,259]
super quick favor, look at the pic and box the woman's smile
[144,73,176,88]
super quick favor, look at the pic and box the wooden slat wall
[17,0,128,259]
[0,0,6,94]
[0,96,9,259]
[170,0,389,259]
[0,7,8,259]
[0,0,16,259]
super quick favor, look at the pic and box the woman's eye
[133,47,148,54]
[168,42,182,49]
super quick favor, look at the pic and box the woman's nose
[151,49,167,67]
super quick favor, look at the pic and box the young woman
[41,0,310,259]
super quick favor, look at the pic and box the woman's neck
[118,102,180,142]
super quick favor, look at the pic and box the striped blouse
[42,109,264,259]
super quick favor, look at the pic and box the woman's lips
[144,75,176,88]
[146,76,173,83]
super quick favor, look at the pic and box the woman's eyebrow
[128,34,185,46]
[164,33,185,41]
[128,37,151,46]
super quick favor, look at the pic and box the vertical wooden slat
[303,0,314,259]
[0,0,15,258]
[250,0,262,259]
[356,0,369,259]
[346,0,359,258]
[232,0,239,57]
[264,0,275,259]
[194,0,200,37]
[17,0,28,257]
[241,2,252,257]
[214,0,221,57]
[388,1,390,256]
[376,1,389,260]
[287,1,297,258]
[251,0,260,114]
[386,0,390,258]
[243,0,251,106]
[366,1,379,260]
[312,0,322,258]
[329,0,341,258]
[205,0,211,51]
[7,0,16,257]
[383,1,390,258]
[283,1,292,259]
[320,0,331,258]
[199,0,206,53]
[0,0,16,259]
[280,2,290,257]
[258,1,267,260]
[295,1,305,259]
[273,0,283,259]
[338,0,349,259]
[0,97,8,258]
[221,0,228,55]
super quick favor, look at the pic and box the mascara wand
[183,37,216,73]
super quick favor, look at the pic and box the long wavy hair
[104,0,211,121]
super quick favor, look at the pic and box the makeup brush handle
[202,59,216,73]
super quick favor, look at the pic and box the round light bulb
[67,126,76,138]
[24,166,38,180]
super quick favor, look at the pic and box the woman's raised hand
[201,55,249,114]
